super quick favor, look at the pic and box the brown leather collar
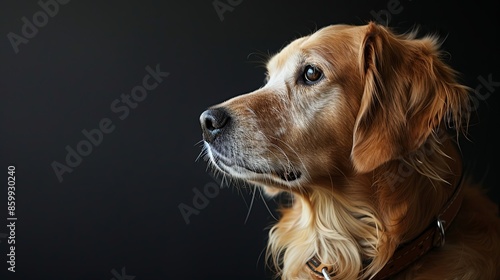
[306,174,464,280]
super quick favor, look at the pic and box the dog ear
[350,22,469,173]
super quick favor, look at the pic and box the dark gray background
[1,0,498,279]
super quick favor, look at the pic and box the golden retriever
[199,22,500,279]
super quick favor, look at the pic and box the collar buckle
[306,256,334,279]
[433,218,446,247]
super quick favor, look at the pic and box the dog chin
[216,159,303,186]
[205,144,303,188]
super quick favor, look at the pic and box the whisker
[238,185,250,209]
[195,147,207,163]
[193,139,204,147]
[259,188,279,221]
[244,186,257,224]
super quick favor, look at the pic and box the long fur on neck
[266,129,459,280]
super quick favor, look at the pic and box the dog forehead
[266,37,307,73]
[266,24,363,74]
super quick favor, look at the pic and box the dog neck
[267,131,463,279]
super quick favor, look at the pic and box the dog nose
[200,107,230,142]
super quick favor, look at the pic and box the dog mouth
[246,166,302,182]
[205,144,302,182]
[278,170,301,181]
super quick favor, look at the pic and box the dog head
[200,22,469,194]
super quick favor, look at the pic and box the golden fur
[200,22,500,279]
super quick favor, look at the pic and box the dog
[199,22,500,279]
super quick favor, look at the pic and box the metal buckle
[434,218,446,247]
[321,267,332,280]
[306,256,334,279]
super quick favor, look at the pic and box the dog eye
[303,65,323,85]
